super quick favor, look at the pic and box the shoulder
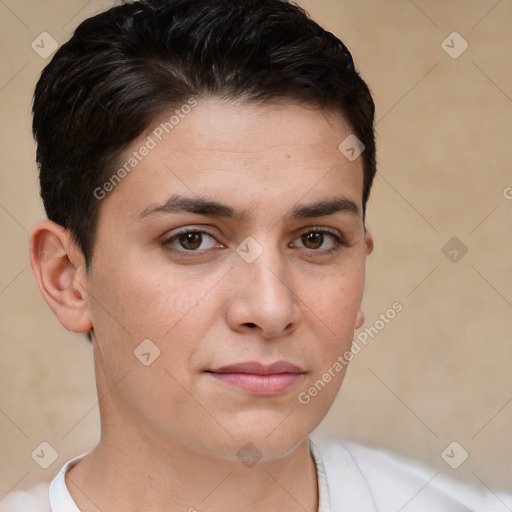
[1,453,84,512]
[0,482,51,512]
[310,437,512,512]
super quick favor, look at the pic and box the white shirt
[2,438,510,511]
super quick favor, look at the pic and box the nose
[225,242,301,339]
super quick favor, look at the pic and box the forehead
[147,98,354,158]
[100,99,364,222]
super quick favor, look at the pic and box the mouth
[206,361,306,395]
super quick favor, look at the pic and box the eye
[162,229,221,252]
[292,228,348,253]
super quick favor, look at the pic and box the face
[85,98,372,461]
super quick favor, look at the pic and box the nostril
[245,322,257,328]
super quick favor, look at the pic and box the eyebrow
[137,194,360,222]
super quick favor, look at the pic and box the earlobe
[365,229,374,256]
[29,220,92,333]
[355,230,373,330]
[355,308,365,329]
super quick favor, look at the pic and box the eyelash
[161,226,349,257]
[291,227,349,255]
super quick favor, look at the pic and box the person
[11,0,509,510]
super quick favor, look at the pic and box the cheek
[89,252,195,336]
[295,275,362,417]
[304,265,364,328]
[86,250,225,382]
[299,264,365,383]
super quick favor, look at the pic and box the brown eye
[179,232,203,250]
[301,232,324,249]
[292,228,348,253]
[162,230,219,253]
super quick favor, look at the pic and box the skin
[30,98,373,512]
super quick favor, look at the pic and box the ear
[364,228,374,256]
[354,228,374,330]
[354,308,365,330]
[29,220,92,333]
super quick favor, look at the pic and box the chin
[194,413,316,463]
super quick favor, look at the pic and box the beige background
[1,0,511,498]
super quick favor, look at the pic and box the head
[30,0,376,463]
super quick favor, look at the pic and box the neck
[65,431,318,512]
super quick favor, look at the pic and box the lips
[210,361,304,375]
[206,361,305,395]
